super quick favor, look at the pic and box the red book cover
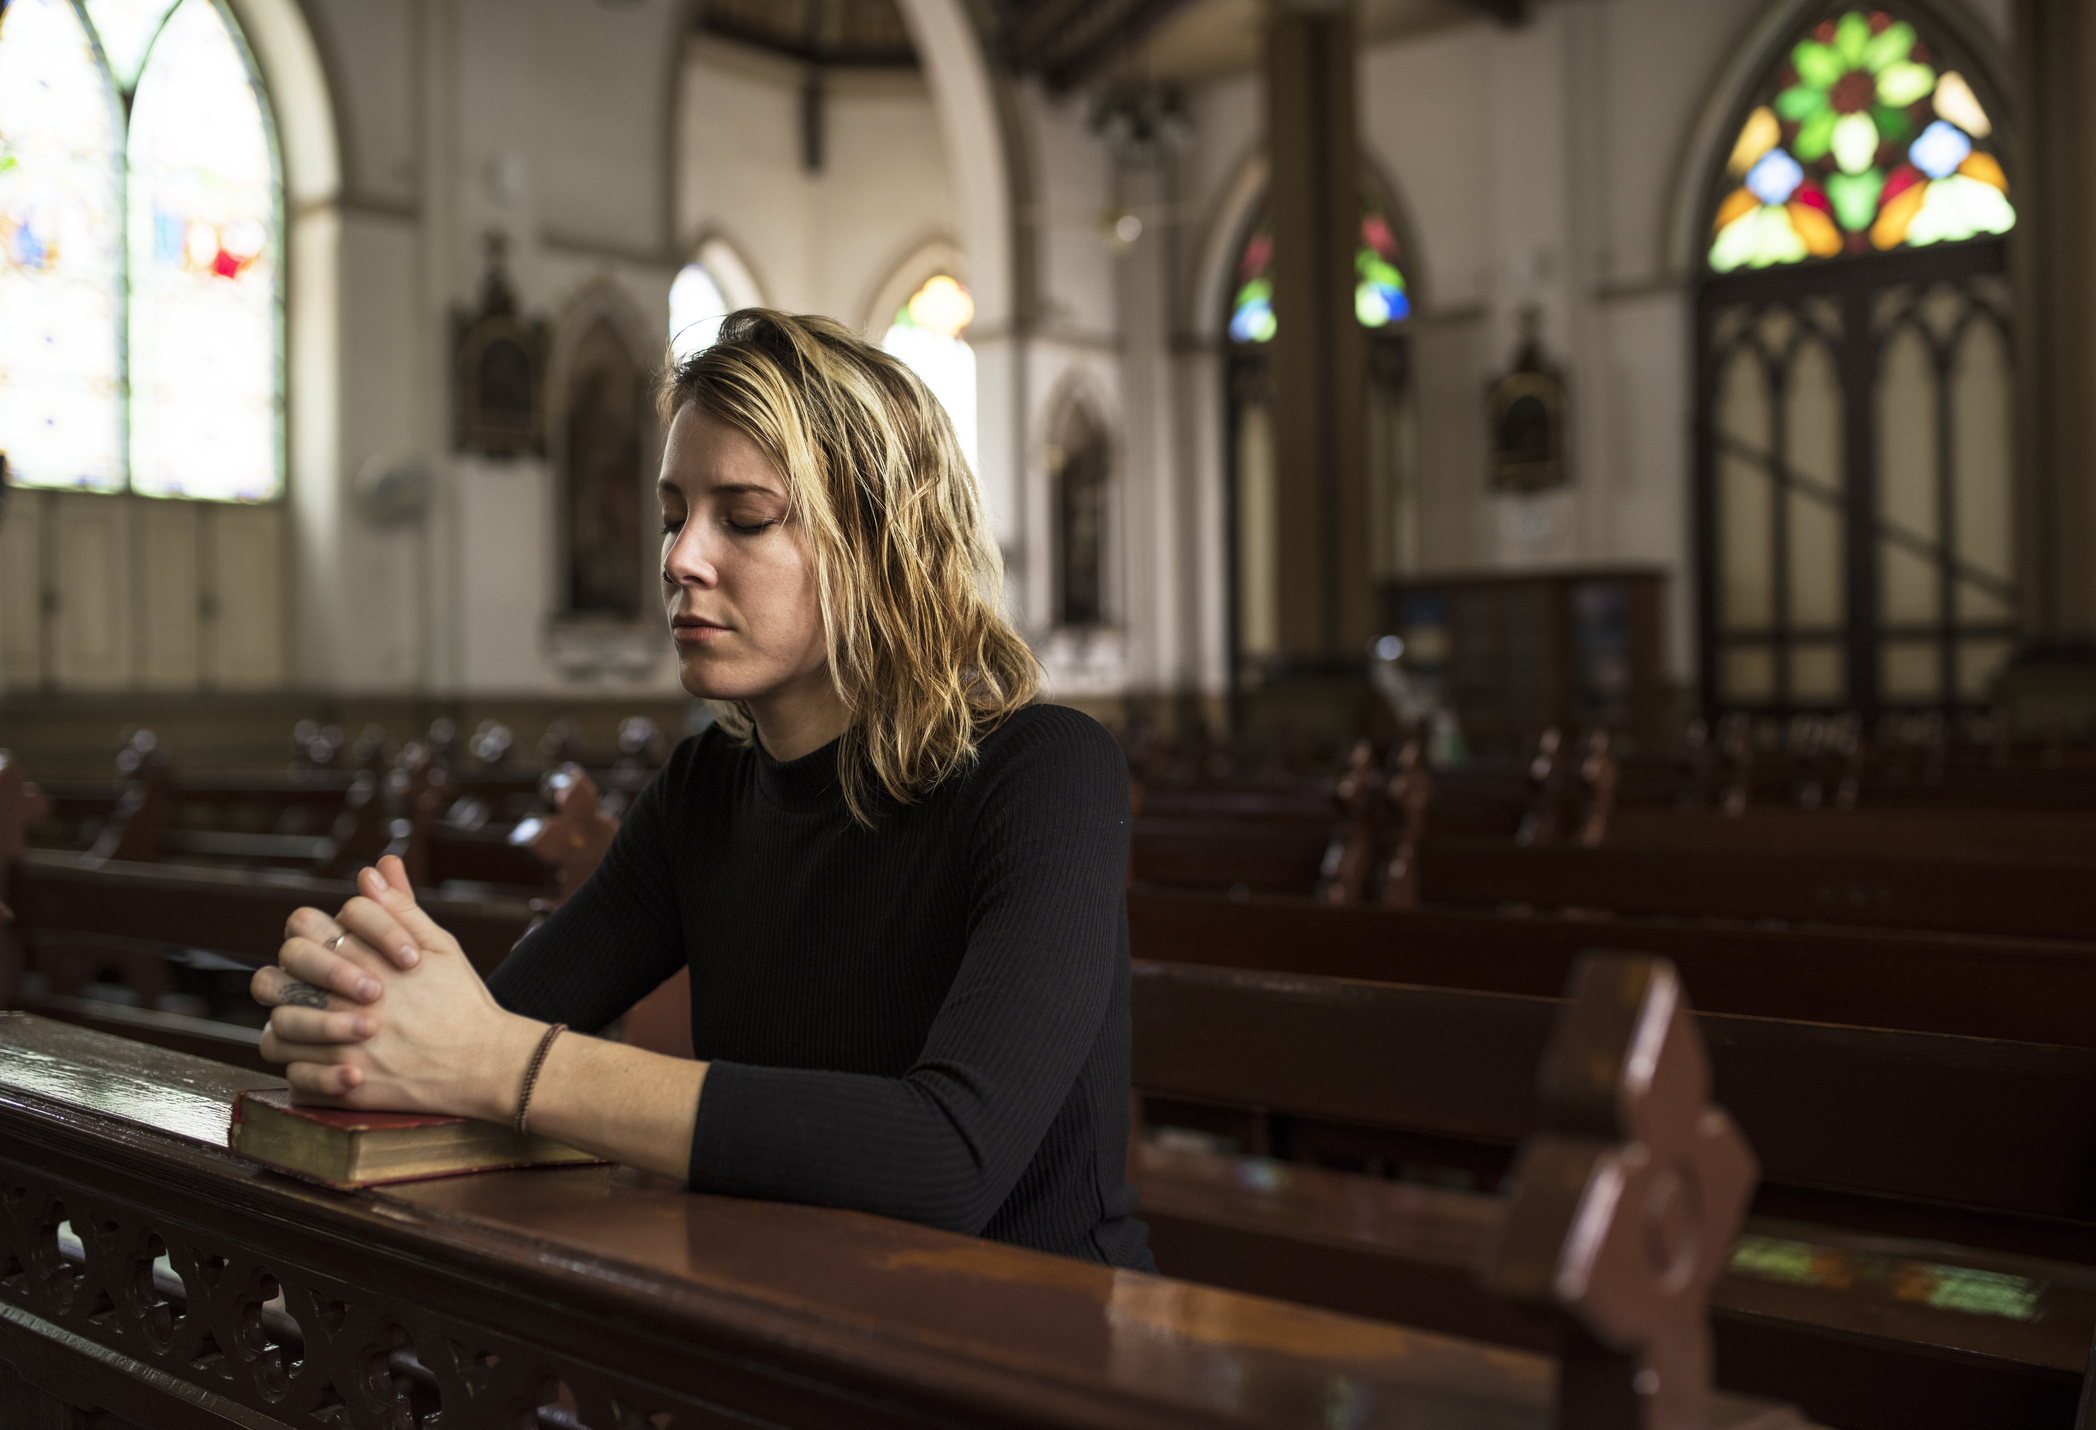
[231,1086,475,1131]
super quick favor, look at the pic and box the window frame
[0,0,288,505]
[1691,4,2019,722]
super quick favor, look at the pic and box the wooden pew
[16,767,2079,1425]
[0,1012,1811,1430]
[1605,805,2096,862]
[22,733,614,899]
[1127,885,2096,1048]
[1131,762,2096,941]
[0,850,538,1068]
[1413,839,2095,941]
[1127,960,2096,1428]
[1129,959,2096,1261]
[1133,1145,2092,1430]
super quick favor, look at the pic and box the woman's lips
[671,620,729,644]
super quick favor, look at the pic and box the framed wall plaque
[1486,312,1568,495]
[453,233,549,459]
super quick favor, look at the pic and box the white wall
[273,0,2023,704]
[676,42,958,325]
[298,0,691,698]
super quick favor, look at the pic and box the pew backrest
[1130,960,2096,1250]
[1416,839,2096,941]
[7,849,534,977]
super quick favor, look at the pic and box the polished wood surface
[1416,839,2096,942]
[11,848,532,975]
[0,1014,1810,1430]
[1136,1142,2094,1430]
[1127,886,2096,1048]
[1130,960,2096,1253]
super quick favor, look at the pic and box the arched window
[883,274,976,474]
[0,0,124,490]
[0,0,282,500]
[668,262,729,362]
[1696,5,2014,720]
[1227,202,1411,344]
[1225,196,1416,669]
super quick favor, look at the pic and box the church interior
[4,0,2096,1426]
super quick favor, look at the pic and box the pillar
[1264,0,1371,665]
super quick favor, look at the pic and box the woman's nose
[663,526,719,587]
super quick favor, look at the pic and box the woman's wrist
[476,1012,551,1125]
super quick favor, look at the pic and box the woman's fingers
[258,1020,364,1068]
[360,858,457,957]
[283,1059,363,1100]
[273,938,384,1004]
[268,1003,376,1045]
[338,882,423,969]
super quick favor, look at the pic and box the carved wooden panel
[0,1160,699,1430]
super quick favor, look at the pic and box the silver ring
[324,933,347,953]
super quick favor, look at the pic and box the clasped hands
[251,854,546,1118]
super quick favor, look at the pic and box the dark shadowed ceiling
[692,0,1521,86]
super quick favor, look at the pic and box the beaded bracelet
[514,1022,567,1136]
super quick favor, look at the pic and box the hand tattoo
[279,980,330,1009]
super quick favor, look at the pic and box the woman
[253,310,1152,1270]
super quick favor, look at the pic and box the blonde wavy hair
[660,309,1039,826]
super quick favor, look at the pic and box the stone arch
[689,232,768,311]
[861,235,969,338]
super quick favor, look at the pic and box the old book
[229,1088,604,1188]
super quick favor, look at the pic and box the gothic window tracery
[1224,193,1417,679]
[0,0,284,502]
[1696,5,2015,719]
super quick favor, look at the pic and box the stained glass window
[0,0,125,491]
[1228,202,1409,344]
[127,0,282,500]
[669,262,729,361]
[1709,9,2013,273]
[83,0,181,89]
[883,275,977,473]
[0,0,281,502]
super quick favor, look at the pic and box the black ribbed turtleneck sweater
[486,703,1153,1270]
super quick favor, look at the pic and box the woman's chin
[675,649,759,703]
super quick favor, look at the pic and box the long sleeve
[486,748,690,1034]
[686,711,1132,1237]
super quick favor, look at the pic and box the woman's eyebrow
[706,482,784,498]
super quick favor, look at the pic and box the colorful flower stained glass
[0,0,126,491]
[1228,203,1409,344]
[883,275,977,472]
[669,262,728,361]
[1709,9,2013,273]
[126,0,282,501]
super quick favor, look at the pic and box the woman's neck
[747,667,851,762]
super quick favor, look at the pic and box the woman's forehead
[661,405,785,496]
